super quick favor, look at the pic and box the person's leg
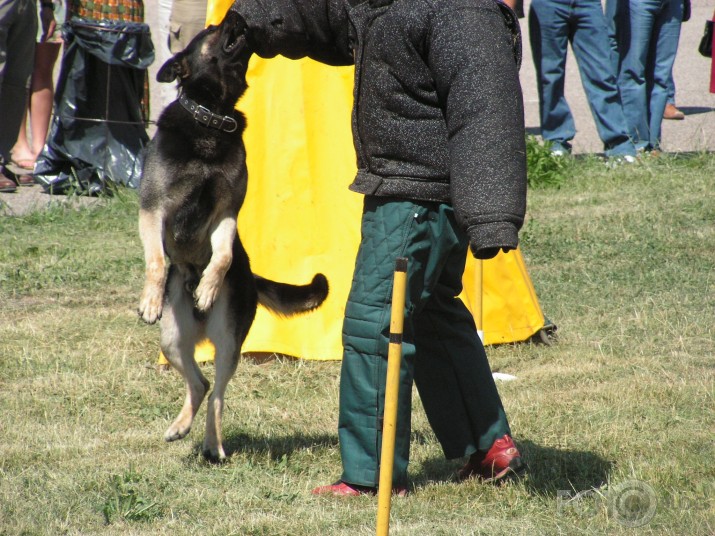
[666,71,675,104]
[647,0,683,145]
[11,41,60,166]
[570,0,635,157]
[11,107,33,167]
[663,69,685,119]
[412,211,510,459]
[169,0,208,53]
[0,0,36,161]
[604,0,620,74]
[663,75,684,119]
[28,41,61,157]
[529,0,575,153]
[337,197,483,489]
[155,0,175,110]
[0,0,13,187]
[616,0,658,151]
[337,198,427,489]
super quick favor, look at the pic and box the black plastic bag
[34,18,155,195]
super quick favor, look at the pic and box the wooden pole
[376,257,408,536]
[474,259,484,343]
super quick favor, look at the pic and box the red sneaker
[457,434,525,483]
[311,481,408,497]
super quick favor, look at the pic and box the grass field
[1,153,713,535]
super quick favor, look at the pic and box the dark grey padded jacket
[230,0,527,258]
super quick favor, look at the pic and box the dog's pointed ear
[157,55,190,83]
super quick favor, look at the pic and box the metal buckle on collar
[193,105,212,126]
[207,114,237,133]
[220,117,238,133]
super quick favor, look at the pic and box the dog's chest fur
[141,120,247,270]
[167,170,244,268]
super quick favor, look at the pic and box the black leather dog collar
[178,91,238,133]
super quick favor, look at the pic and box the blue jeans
[529,0,635,157]
[606,0,683,150]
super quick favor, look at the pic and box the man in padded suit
[228,0,527,495]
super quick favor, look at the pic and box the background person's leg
[570,0,635,157]
[529,0,575,153]
[615,0,658,150]
[0,0,36,160]
[169,0,208,53]
[646,0,683,146]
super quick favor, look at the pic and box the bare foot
[10,149,36,170]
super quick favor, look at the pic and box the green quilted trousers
[339,197,511,488]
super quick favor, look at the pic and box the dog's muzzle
[179,91,238,133]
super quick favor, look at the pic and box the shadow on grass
[411,438,612,496]
[186,430,339,464]
[188,431,611,498]
[517,439,613,496]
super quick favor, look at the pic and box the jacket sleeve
[230,0,353,66]
[427,2,527,259]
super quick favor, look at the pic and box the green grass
[525,135,572,189]
[1,153,714,535]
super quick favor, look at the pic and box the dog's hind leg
[201,290,242,462]
[161,268,210,443]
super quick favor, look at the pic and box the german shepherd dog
[137,11,328,462]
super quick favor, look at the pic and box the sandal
[10,158,36,170]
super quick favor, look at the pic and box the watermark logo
[557,479,659,527]
[607,480,658,528]
[557,478,713,527]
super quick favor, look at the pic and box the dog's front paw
[138,284,164,324]
[194,274,222,312]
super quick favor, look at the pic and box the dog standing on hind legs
[137,11,328,462]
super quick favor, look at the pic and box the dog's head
[157,10,252,109]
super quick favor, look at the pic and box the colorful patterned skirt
[67,0,144,22]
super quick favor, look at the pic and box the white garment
[155,0,176,113]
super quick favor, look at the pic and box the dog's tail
[254,273,329,317]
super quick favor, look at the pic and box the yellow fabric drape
[159,1,546,364]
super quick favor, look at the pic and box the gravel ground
[3,0,714,217]
[0,174,100,217]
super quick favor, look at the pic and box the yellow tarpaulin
[158,1,546,364]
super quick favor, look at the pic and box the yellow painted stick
[376,257,408,536]
[473,258,484,343]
